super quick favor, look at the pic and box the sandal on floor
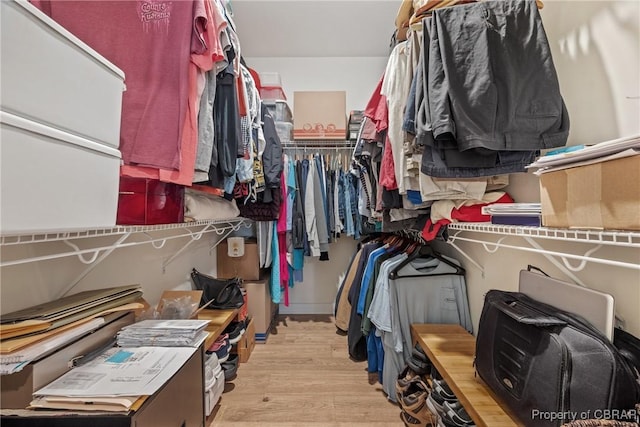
[400,378,430,414]
[401,408,436,427]
[396,366,421,401]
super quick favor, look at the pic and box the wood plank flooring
[209,315,404,427]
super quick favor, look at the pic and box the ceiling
[230,1,400,58]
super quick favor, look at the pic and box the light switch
[227,237,245,258]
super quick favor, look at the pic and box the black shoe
[221,353,239,381]
[223,321,245,345]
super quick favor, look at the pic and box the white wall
[245,56,389,113]
[0,230,224,314]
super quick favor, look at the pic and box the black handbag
[614,327,640,379]
[190,268,244,309]
[476,290,639,427]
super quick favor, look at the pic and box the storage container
[264,100,293,122]
[260,86,287,101]
[258,71,282,87]
[0,0,126,148]
[0,112,121,234]
[216,239,262,280]
[540,155,640,231]
[242,278,278,342]
[275,121,294,143]
[294,91,347,140]
[116,177,185,225]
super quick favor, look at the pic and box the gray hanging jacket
[261,105,283,188]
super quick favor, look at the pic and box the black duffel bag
[190,268,244,309]
[476,290,639,427]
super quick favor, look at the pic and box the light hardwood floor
[209,314,404,427]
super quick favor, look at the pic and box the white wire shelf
[445,222,640,276]
[0,218,253,269]
[447,223,640,248]
[0,219,248,246]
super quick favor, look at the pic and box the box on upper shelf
[540,155,640,231]
[294,91,347,140]
[1,112,121,234]
[260,86,287,101]
[275,121,293,143]
[216,239,262,281]
[1,0,125,149]
[116,177,185,225]
[264,100,293,123]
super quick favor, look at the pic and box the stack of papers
[116,319,210,347]
[526,134,640,175]
[1,303,144,375]
[0,318,105,375]
[31,346,196,412]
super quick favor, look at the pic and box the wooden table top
[411,324,524,427]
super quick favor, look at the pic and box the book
[30,395,142,412]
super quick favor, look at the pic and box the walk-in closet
[1,1,639,426]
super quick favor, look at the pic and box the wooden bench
[411,324,524,427]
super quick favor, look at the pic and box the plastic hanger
[389,246,465,279]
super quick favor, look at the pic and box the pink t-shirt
[32,0,205,170]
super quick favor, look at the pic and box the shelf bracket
[63,240,101,264]
[447,229,640,278]
[161,224,215,273]
[523,236,589,287]
[58,232,133,298]
[447,237,485,277]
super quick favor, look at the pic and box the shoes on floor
[224,321,246,345]
[396,365,424,402]
[426,385,459,418]
[441,401,474,426]
[221,353,239,381]
[400,378,430,415]
[207,333,231,363]
[407,344,431,375]
[432,378,456,401]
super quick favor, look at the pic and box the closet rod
[281,140,354,149]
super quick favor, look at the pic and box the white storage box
[258,71,282,88]
[0,0,126,148]
[264,100,293,123]
[205,370,224,416]
[275,121,294,143]
[0,112,121,234]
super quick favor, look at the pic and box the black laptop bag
[475,290,639,427]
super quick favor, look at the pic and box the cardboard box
[293,91,347,140]
[540,155,640,230]
[232,318,256,363]
[216,239,261,281]
[242,278,277,342]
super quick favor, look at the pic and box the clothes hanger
[389,245,465,279]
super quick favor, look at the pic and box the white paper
[0,318,105,365]
[34,346,196,397]
[535,149,639,175]
[527,134,640,172]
